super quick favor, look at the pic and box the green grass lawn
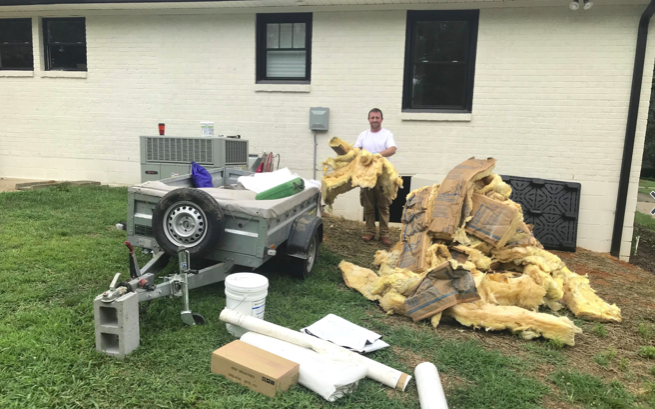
[635,210,655,232]
[639,178,655,196]
[1,186,654,408]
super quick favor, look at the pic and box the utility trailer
[94,167,322,358]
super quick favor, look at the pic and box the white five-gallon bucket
[224,273,269,337]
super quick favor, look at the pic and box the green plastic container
[255,177,305,200]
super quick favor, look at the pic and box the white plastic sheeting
[240,332,367,401]
[219,308,411,390]
[300,314,389,353]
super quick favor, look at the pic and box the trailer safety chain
[226,208,256,228]
[139,300,152,318]
[131,186,154,208]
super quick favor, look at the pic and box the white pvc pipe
[241,332,367,401]
[220,308,412,391]
[415,362,448,409]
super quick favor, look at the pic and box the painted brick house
[0,0,654,260]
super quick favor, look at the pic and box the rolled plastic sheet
[240,332,367,401]
[220,308,411,390]
[414,362,448,409]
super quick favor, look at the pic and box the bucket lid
[225,273,269,293]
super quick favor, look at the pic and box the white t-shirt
[353,128,397,154]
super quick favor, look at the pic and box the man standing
[353,108,397,246]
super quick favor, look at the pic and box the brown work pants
[360,186,390,238]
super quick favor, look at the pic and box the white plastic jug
[224,273,269,337]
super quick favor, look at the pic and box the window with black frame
[403,10,479,113]
[43,18,87,71]
[0,19,33,70]
[256,13,312,82]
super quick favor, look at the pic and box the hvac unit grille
[146,137,214,164]
[135,225,153,237]
[225,140,248,164]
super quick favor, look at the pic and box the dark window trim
[256,12,312,83]
[42,17,87,71]
[402,10,479,113]
[0,18,34,71]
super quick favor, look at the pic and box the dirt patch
[322,214,655,405]
[322,214,402,268]
[392,345,428,369]
[630,222,655,273]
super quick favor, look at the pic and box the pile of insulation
[338,157,621,346]
[322,137,403,208]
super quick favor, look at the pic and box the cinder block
[94,291,140,359]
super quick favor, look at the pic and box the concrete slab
[637,202,655,216]
[16,180,101,191]
[0,178,49,193]
[638,192,655,203]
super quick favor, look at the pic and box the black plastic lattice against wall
[500,175,581,252]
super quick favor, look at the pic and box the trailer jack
[94,242,230,358]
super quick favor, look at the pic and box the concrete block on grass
[94,291,140,359]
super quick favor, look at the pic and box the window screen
[403,11,479,112]
[257,13,312,82]
[0,19,33,70]
[43,18,87,71]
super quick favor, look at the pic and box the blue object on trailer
[191,161,213,188]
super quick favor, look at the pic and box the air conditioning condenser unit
[140,135,249,182]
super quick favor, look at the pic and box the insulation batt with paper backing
[322,137,403,208]
[338,157,621,346]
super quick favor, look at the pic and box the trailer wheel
[152,188,225,258]
[289,229,320,280]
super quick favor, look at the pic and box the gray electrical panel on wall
[309,107,330,131]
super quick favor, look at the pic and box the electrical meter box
[309,107,329,131]
[140,135,249,182]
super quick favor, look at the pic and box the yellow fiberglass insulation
[476,272,546,311]
[451,245,492,271]
[492,246,565,273]
[424,243,453,270]
[339,261,380,302]
[337,157,621,345]
[473,174,513,199]
[373,243,403,270]
[523,264,564,311]
[445,302,582,346]
[371,270,425,297]
[560,267,622,323]
[379,291,408,316]
[431,312,443,328]
[322,140,403,207]
[339,260,422,315]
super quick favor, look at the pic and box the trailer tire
[152,188,225,258]
[289,228,321,280]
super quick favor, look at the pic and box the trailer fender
[286,215,323,259]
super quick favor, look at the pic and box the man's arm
[353,132,364,149]
[378,146,396,158]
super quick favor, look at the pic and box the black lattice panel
[502,176,581,252]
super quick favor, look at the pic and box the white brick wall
[0,4,652,260]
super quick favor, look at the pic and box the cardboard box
[211,340,299,397]
[397,230,431,272]
[428,157,497,240]
[465,193,523,248]
[404,261,480,322]
[397,186,435,272]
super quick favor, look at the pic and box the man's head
[368,108,383,132]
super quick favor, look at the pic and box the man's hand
[378,146,397,158]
